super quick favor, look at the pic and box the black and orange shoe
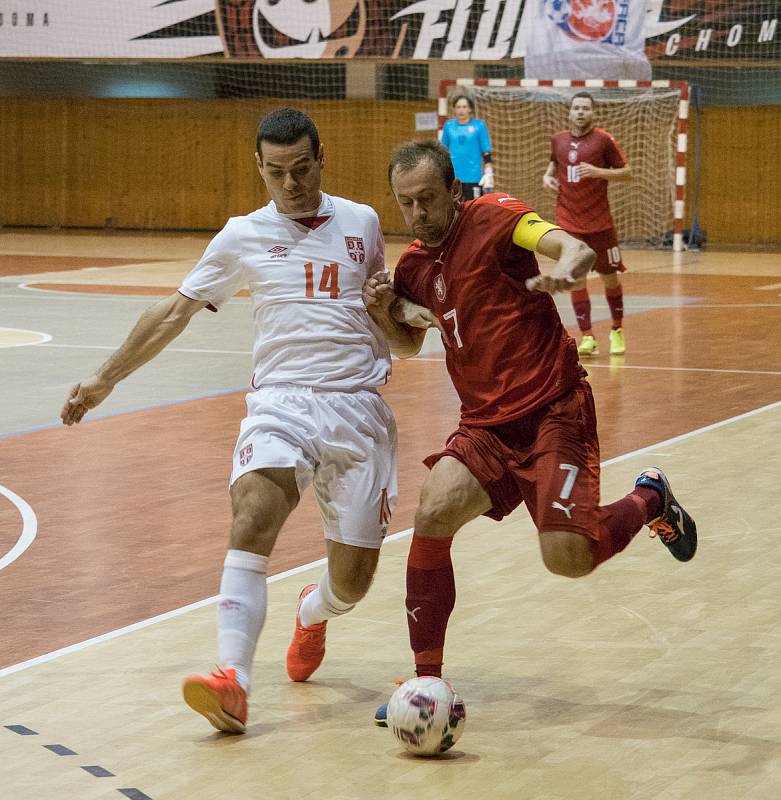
[635,468,697,562]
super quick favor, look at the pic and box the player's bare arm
[363,272,440,358]
[525,229,596,295]
[60,292,208,426]
[542,160,560,192]
[575,162,632,182]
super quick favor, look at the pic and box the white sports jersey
[179,193,391,390]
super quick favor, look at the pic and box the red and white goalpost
[439,79,689,251]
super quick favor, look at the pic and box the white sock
[298,569,356,629]
[217,549,268,693]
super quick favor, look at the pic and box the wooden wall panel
[688,106,781,246]
[1,98,778,246]
[1,99,68,226]
[0,98,422,232]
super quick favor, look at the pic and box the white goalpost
[439,79,689,252]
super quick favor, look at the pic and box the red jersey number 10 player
[543,92,632,357]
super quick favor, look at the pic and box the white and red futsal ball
[387,676,466,756]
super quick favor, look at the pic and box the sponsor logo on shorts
[239,443,254,466]
[345,236,365,263]
[406,606,421,622]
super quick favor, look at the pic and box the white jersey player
[60,108,397,734]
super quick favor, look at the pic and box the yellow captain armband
[512,213,560,251]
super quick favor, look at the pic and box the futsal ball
[386,676,466,756]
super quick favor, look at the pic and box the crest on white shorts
[239,443,254,467]
[434,273,447,303]
[345,236,365,263]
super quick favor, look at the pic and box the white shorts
[230,385,398,549]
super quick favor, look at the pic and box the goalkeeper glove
[478,164,494,191]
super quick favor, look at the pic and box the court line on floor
[0,328,52,348]
[2,397,780,680]
[411,356,781,377]
[0,386,250,442]
[39,342,253,356]
[0,485,37,573]
[4,284,250,304]
[4,285,780,310]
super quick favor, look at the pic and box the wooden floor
[1,231,781,799]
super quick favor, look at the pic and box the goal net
[440,79,688,250]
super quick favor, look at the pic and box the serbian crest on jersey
[434,274,447,303]
[544,0,621,43]
[568,149,578,163]
[345,236,365,263]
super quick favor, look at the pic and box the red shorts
[571,228,625,275]
[424,380,602,541]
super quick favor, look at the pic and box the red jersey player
[365,140,697,722]
[543,92,632,357]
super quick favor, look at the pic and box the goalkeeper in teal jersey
[440,94,494,201]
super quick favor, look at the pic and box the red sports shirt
[551,127,626,234]
[393,194,584,426]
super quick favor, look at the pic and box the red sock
[592,492,647,567]
[633,486,662,521]
[571,288,592,333]
[406,535,455,678]
[605,285,624,328]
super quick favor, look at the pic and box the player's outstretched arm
[362,272,439,358]
[525,229,595,295]
[60,292,208,426]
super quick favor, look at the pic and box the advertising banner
[0,1,777,62]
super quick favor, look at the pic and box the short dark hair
[256,108,320,161]
[571,91,595,109]
[388,140,455,190]
[452,94,475,112]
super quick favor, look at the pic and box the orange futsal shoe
[286,583,327,682]
[182,667,247,734]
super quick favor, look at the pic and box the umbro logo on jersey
[268,245,289,259]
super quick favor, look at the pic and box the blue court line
[82,765,115,777]
[5,724,154,797]
[44,744,77,756]
[0,385,250,442]
[5,724,37,735]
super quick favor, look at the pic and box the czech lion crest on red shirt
[345,236,365,263]
[434,274,447,303]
